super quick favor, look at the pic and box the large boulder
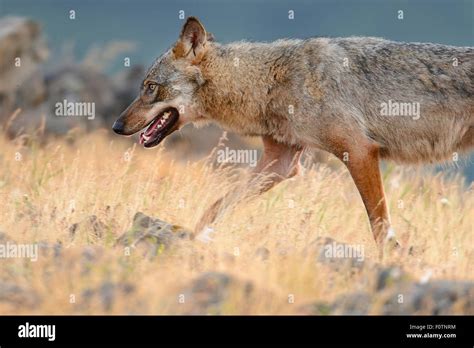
[300,266,474,315]
[0,16,48,120]
[0,16,142,136]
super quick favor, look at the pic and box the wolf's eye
[147,83,157,92]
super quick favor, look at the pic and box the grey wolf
[113,17,473,254]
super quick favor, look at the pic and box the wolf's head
[112,17,211,148]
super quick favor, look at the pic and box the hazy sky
[2,0,473,68]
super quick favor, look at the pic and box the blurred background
[0,0,473,180]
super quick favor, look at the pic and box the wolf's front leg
[195,136,303,236]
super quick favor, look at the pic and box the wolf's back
[328,37,473,100]
[296,37,473,163]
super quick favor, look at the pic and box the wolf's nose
[112,119,126,135]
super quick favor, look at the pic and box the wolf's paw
[195,226,215,244]
[386,237,402,250]
[378,228,405,260]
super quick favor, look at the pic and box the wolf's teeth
[140,133,149,144]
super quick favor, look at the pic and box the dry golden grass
[0,129,472,314]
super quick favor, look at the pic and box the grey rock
[331,292,373,315]
[0,16,48,119]
[180,272,254,314]
[80,281,135,312]
[375,266,409,291]
[0,280,40,308]
[380,280,474,315]
[37,241,62,259]
[307,237,367,271]
[116,212,193,257]
[0,16,142,136]
[302,278,474,315]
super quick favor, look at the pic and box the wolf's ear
[173,17,208,63]
[207,32,215,42]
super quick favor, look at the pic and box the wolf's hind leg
[345,146,392,247]
[194,136,303,236]
[327,133,394,254]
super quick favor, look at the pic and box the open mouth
[139,107,179,148]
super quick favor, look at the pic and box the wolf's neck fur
[196,40,304,139]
